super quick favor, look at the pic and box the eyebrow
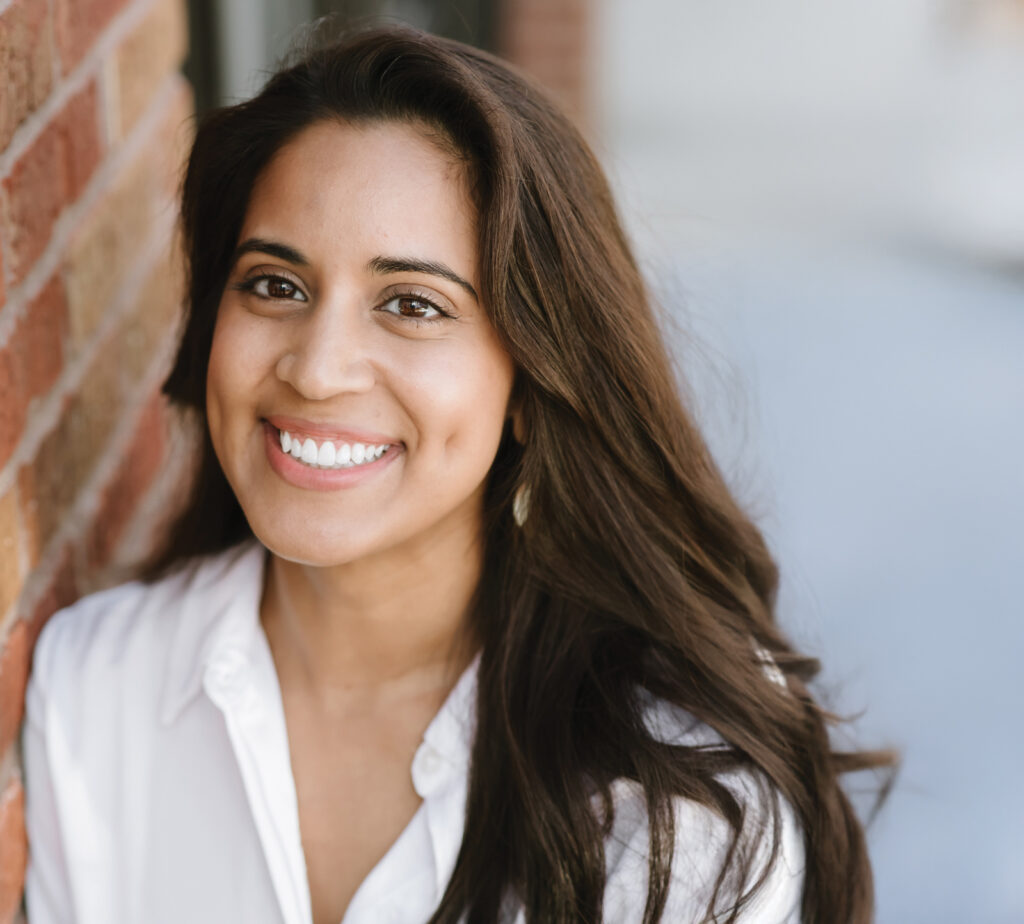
[231,239,477,301]
[230,238,310,267]
[369,255,478,302]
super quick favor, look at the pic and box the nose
[275,301,376,400]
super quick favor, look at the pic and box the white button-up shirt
[22,540,804,923]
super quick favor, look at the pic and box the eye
[234,273,308,302]
[377,293,449,322]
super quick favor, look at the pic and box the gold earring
[512,483,531,527]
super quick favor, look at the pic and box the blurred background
[186,1,1024,921]
[1,0,1019,920]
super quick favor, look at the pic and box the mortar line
[0,71,188,346]
[8,337,180,632]
[0,0,161,179]
[0,202,178,499]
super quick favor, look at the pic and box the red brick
[117,248,184,385]
[18,275,68,399]
[0,340,27,471]
[0,274,68,470]
[1,120,65,286]
[114,0,188,139]
[86,390,166,569]
[18,343,123,558]
[0,486,22,621]
[66,153,156,353]
[0,778,26,923]
[0,0,55,150]
[55,0,129,74]
[55,81,102,200]
[17,427,62,566]
[1,82,101,287]
[0,621,29,758]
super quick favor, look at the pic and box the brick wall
[0,0,190,919]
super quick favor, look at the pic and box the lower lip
[262,421,400,491]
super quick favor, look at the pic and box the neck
[259,512,482,708]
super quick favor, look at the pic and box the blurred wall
[189,0,589,122]
[592,0,1024,260]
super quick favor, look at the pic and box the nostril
[274,346,376,400]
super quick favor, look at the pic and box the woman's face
[206,119,515,567]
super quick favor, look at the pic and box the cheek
[402,343,513,454]
[214,304,281,376]
[206,311,268,443]
[205,332,228,446]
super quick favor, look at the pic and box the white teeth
[277,428,392,470]
[317,441,336,467]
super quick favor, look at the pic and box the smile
[278,429,391,470]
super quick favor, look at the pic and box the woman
[23,25,888,924]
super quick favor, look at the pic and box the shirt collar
[159,538,481,776]
[421,651,479,772]
[159,539,269,726]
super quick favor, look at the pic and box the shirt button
[206,649,250,699]
[412,743,445,794]
[421,748,441,776]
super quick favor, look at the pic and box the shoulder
[603,698,805,923]
[26,540,265,729]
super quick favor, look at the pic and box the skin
[206,118,516,924]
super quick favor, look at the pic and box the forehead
[241,119,477,267]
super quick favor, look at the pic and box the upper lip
[264,416,400,444]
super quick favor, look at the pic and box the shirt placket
[204,642,313,924]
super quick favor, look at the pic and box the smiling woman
[206,119,514,571]
[21,24,889,924]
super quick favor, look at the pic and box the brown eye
[238,274,308,302]
[379,294,447,321]
[266,278,298,299]
[398,297,434,317]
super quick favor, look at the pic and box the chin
[247,517,373,569]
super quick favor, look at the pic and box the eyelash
[232,274,307,303]
[377,290,452,324]
[232,273,454,324]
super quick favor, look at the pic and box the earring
[512,483,531,528]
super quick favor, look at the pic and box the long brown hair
[151,25,892,922]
